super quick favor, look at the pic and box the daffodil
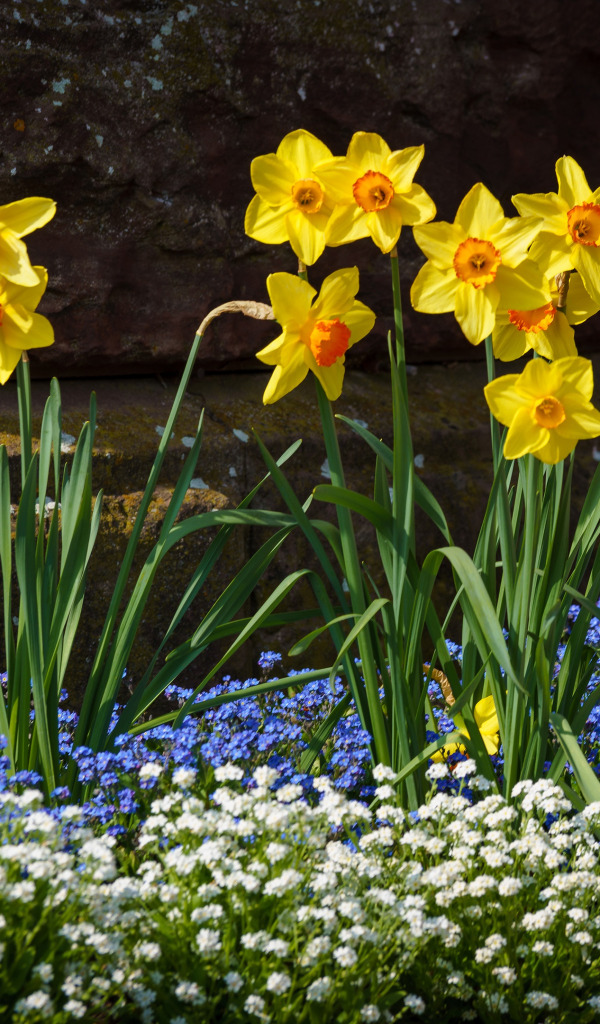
[432,695,500,762]
[0,268,54,384]
[245,129,336,266]
[484,356,600,464]
[256,267,375,403]
[492,302,576,362]
[512,156,600,305]
[0,197,56,287]
[411,183,547,345]
[314,132,436,253]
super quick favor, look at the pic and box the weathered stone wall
[2,0,599,376]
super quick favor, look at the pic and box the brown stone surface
[1,0,599,376]
[2,363,600,706]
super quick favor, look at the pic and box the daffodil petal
[571,245,600,306]
[454,280,496,344]
[310,352,346,401]
[342,300,376,348]
[394,184,436,228]
[0,337,22,384]
[516,355,564,399]
[528,233,572,278]
[484,374,524,426]
[1,267,47,310]
[262,348,309,405]
[347,131,391,173]
[556,155,592,207]
[4,301,33,334]
[312,160,356,204]
[245,195,291,245]
[250,153,296,205]
[412,221,462,269]
[535,431,578,464]
[455,183,504,237]
[0,232,40,286]
[284,208,326,266]
[489,216,543,267]
[4,310,53,349]
[491,323,529,361]
[495,261,549,311]
[0,197,56,237]
[533,313,576,360]
[277,129,332,178]
[410,261,458,313]
[565,273,600,324]
[256,330,290,365]
[386,145,424,191]
[474,695,499,732]
[365,208,401,253]
[557,355,594,402]
[324,203,368,246]
[266,273,316,331]
[511,191,568,234]
[311,267,359,320]
[504,405,547,459]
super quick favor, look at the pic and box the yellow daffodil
[0,268,54,384]
[484,356,600,464]
[411,183,546,345]
[0,197,56,287]
[512,156,600,306]
[558,270,600,324]
[432,695,500,762]
[245,129,336,266]
[492,302,576,362]
[256,267,375,403]
[315,131,436,253]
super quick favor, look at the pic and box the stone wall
[2,0,599,376]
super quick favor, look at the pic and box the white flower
[244,994,269,1019]
[452,759,478,779]
[360,1006,381,1021]
[264,869,303,896]
[276,783,303,802]
[63,1001,86,1019]
[333,945,358,968]
[135,942,161,961]
[403,994,425,1015]
[521,908,555,931]
[224,972,243,993]
[174,981,206,1006]
[570,930,593,946]
[525,991,558,1010]
[426,763,449,781]
[14,991,53,1017]
[196,928,222,954]
[492,966,517,986]
[214,763,244,782]
[372,764,397,782]
[172,767,197,787]
[264,938,290,957]
[531,941,554,956]
[375,784,396,801]
[266,972,291,995]
[139,762,163,780]
[253,766,280,787]
[498,876,522,897]
[306,977,333,1002]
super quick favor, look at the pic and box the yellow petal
[0,232,40,287]
[557,355,594,402]
[266,272,316,330]
[474,695,499,733]
[2,267,48,311]
[342,300,376,348]
[0,197,56,237]
[255,330,288,365]
[556,156,592,207]
[313,159,357,204]
[410,261,458,313]
[495,261,549,311]
[535,430,578,464]
[557,405,600,439]
[412,220,463,270]
[386,144,424,192]
[528,233,572,278]
[4,301,33,334]
[565,273,600,324]
[504,405,547,459]
[454,279,497,344]
[489,216,543,267]
[533,312,576,360]
[516,355,564,399]
[455,183,504,237]
[262,347,309,404]
[491,323,529,361]
[277,129,333,178]
[4,311,53,349]
[324,203,368,246]
[394,184,436,227]
[284,208,326,266]
[311,267,359,320]
[250,153,296,205]
[484,374,526,427]
[309,351,346,401]
[571,245,600,306]
[245,195,290,245]
[512,191,568,234]
[346,131,391,173]
[0,338,22,384]
[365,207,402,253]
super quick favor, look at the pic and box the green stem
[390,248,406,387]
[16,355,33,485]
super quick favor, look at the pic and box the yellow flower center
[291,179,324,214]
[534,395,566,429]
[567,202,600,246]
[453,237,502,289]
[308,318,351,367]
[352,170,394,212]
[508,303,556,334]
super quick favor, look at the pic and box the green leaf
[550,711,600,804]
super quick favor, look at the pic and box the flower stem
[16,354,32,484]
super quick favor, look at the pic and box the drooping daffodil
[432,695,500,762]
[512,156,600,306]
[410,183,547,345]
[484,356,600,464]
[245,129,336,266]
[0,197,56,287]
[0,268,54,384]
[315,131,436,253]
[256,267,375,403]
